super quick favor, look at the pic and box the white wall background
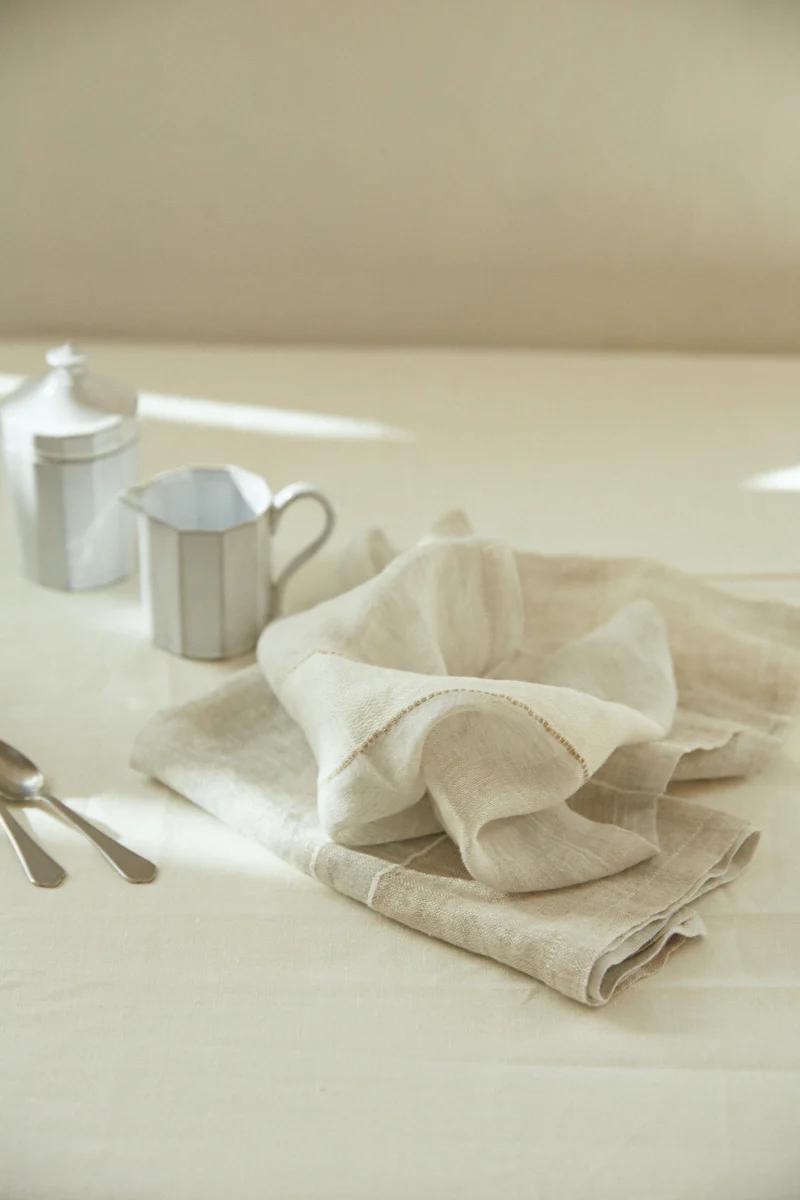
[1,0,798,351]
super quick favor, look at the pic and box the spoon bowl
[0,740,46,800]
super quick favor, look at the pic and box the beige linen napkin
[132,516,800,1004]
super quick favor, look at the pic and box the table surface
[1,340,799,1200]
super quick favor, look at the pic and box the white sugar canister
[0,343,139,590]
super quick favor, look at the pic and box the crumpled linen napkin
[132,514,800,1004]
[258,513,800,893]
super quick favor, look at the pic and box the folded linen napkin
[132,515,800,1004]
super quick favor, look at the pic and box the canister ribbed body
[4,440,138,591]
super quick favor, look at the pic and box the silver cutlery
[0,793,66,887]
[0,739,157,884]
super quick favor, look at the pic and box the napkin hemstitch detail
[320,686,591,783]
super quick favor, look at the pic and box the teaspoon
[0,792,66,887]
[0,740,157,884]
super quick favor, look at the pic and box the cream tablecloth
[1,342,799,1200]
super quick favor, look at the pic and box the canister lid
[0,343,138,462]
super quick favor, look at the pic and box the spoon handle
[0,798,66,887]
[38,793,157,884]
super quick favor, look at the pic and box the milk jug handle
[268,482,335,615]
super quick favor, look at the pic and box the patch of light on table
[23,800,299,881]
[0,373,23,395]
[87,599,150,637]
[138,392,412,442]
[743,464,800,492]
[0,374,413,443]
[165,823,308,881]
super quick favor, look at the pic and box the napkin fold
[132,514,800,1004]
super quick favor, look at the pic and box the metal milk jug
[0,343,138,590]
